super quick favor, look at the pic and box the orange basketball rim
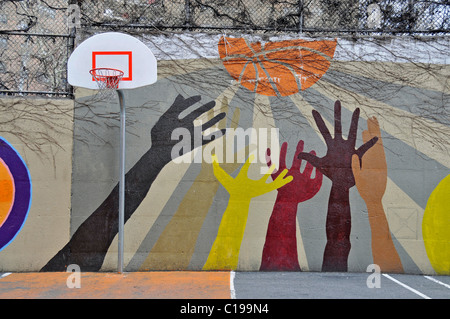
[218,36,337,97]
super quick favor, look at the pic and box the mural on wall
[41,94,225,271]
[39,34,449,274]
[0,137,32,252]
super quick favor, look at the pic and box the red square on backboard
[92,51,133,81]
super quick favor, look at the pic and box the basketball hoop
[89,68,124,99]
[69,32,158,274]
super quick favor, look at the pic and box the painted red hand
[260,140,322,271]
[267,140,323,204]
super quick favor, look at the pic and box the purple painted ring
[0,137,32,251]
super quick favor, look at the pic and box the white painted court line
[383,274,431,299]
[230,271,236,299]
[424,276,450,290]
[0,273,12,279]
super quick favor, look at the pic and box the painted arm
[297,101,378,271]
[203,154,292,270]
[260,140,322,271]
[140,98,248,270]
[41,94,225,271]
[351,116,403,273]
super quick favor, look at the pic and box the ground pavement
[1,271,449,300]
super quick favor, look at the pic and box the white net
[89,68,124,99]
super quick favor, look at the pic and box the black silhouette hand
[41,94,226,272]
[151,94,226,161]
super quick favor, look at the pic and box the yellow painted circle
[422,174,450,275]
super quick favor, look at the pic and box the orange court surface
[0,271,231,299]
[1,271,450,300]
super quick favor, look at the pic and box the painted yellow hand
[212,154,293,200]
[203,154,292,270]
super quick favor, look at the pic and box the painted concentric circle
[0,137,32,251]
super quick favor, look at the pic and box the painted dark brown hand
[297,101,378,189]
[41,94,225,272]
[297,100,378,272]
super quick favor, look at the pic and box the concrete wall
[0,97,73,270]
[0,33,448,274]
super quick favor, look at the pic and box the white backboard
[68,32,157,90]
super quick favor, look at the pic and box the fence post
[67,27,76,97]
[185,0,191,30]
[299,0,303,34]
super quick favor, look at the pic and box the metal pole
[185,0,191,29]
[117,89,125,274]
[299,0,303,34]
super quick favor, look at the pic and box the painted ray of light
[314,79,450,169]
[237,94,279,270]
[137,84,242,271]
[238,94,310,271]
[200,93,281,270]
[100,83,241,271]
[289,94,434,274]
[329,61,450,94]
[321,68,449,130]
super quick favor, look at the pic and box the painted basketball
[218,36,337,96]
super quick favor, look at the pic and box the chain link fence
[0,0,74,97]
[79,0,449,34]
[0,0,449,97]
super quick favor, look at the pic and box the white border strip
[0,273,12,279]
[383,274,431,299]
[424,276,450,290]
[230,271,236,299]
[143,33,449,64]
